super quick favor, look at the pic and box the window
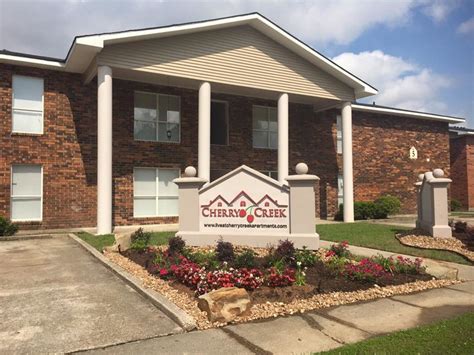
[337,174,343,207]
[336,115,342,154]
[253,105,277,149]
[133,168,179,217]
[12,75,44,134]
[134,92,180,142]
[11,165,43,221]
[211,100,228,145]
[262,170,278,180]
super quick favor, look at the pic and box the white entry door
[11,165,43,221]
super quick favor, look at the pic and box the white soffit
[352,103,466,124]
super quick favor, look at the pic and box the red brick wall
[450,135,474,210]
[351,111,450,214]
[0,64,452,229]
[0,64,97,229]
[467,138,474,210]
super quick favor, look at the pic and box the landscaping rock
[198,287,251,323]
[104,233,132,253]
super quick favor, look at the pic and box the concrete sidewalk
[83,280,474,354]
[0,236,181,354]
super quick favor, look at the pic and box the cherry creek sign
[173,164,320,249]
[199,168,290,234]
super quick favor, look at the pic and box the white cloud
[457,17,474,34]
[0,0,448,57]
[333,50,451,113]
[420,0,460,23]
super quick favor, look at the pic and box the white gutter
[0,53,65,71]
[352,104,465,124]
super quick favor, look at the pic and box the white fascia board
[352,104,466,124]
[0,53,65,71]
[87,14,258,45]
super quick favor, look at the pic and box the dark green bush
[234,248,257,268]
[0,216,19,236]
[168,236,185,255]
[130,228,151,251]
[354,201,378,220]
[374,195,401,216]
[215,238,235,262]
[450,199,462,212]
[336,199,398,221]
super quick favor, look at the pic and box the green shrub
[336,198,399,221]
[354,201,377,220]
[186,250,220,269]
[450,199,462,212]
[130,228,151,251]
[295,246,318,267]
[0,216,19,237]
[234,248,257,268]
[375,195,401,216]
[334,204,344,221]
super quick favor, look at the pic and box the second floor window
[252,105,277,149]
[12,75,44,134]
[134,91,180,143]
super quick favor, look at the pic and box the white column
[198,82,211,182]
[97,66,113,234]
[278,93,289,183]
[341,102,354,222]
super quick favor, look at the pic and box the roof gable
[98,25,355,101]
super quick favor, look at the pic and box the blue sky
[1,0,472,125]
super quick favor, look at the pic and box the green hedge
[335,195,401,221]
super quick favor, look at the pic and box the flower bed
[122,236,434,308]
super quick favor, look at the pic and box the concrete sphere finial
[184,166,197,177]
[418,173,425,181]
[295,162,308,175]
[433,168,444,178]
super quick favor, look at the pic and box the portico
[90,14,377,234]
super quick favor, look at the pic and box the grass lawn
[317,223,470,265]
[76,231,174,252]
[318,312,474,355]
[450,211,474,218]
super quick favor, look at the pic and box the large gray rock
[198,287,251,323]
[104,233,132,253]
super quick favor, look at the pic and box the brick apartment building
[450,127,474,211]
[0,13,465,233]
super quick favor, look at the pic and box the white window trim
[211,99,229,146]
[11,75,45,135]
[134,90,181,144]
[10,165,43,222]
[133,167,180,218]
[252,105,278,150]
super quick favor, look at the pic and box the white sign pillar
[286,163,319,235]
[416,169,452,238]
[341,102,354,222]
[97,65,113,235]
[278,93,289,184]
[198,82,211,182]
